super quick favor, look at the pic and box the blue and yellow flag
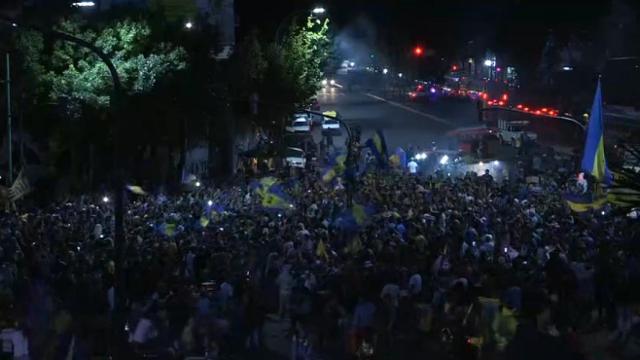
[316,239,329,260]
[251,177,293,209]
[564,193,607,213]
[322,152,347,183]
[334,202,375,230]
[389,147,407,168]
[126,185,147,195]
[581,80,612,185]
[345,235,363,255]
[199,215,210,228]
[158,222,177,237]
[365,129,388,168]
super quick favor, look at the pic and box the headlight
[322,79,328,86]
[330,79,336,85]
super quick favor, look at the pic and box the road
[316,83,480,151]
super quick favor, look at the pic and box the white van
[286,118,311,133]
[497,120,537,146]
[284,147,306,168]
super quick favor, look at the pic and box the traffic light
[413,46,424,56]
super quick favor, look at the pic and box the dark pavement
[316,83,480,151]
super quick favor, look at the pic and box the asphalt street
[316,84,480,151]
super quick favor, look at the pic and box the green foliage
[16,17,187,116]
[279,16,331,105]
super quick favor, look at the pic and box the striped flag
[8,170,31,202]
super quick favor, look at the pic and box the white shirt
[407,161,418,174]
[381,283,401,307]
[0,328,29,357]
[408,273,422,295]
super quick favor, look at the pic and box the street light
[312,6,326,15]
[398,73,403,78]
[184,21,193,29]
[72,1,95,6]
[483,59,493,67]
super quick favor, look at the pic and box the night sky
[237,0,635,62]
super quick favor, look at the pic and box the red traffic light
[413,46,424,56]
[452,65,458,71]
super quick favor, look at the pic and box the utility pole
[5,52,12,184]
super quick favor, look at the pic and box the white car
[322,118,340,130]
[284,147,306,168]
[286,118,311,133]
[497,120,538,146]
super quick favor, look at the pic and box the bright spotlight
[312,7,326,15]
[195,181,201,188]
[72,1,96,7]
[483,59,493,67]
[207,200,213,207]
[439,154,449,165]
[349,62,355,67]
[382,68,389,75]
[102,196,110,203]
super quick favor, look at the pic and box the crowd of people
[1,143,640,360]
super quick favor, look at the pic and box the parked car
[284,147,306,168]
[322,118,340,130]
[286,118,311,133]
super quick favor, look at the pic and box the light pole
[5,53,12,184]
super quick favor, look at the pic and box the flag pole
[5,53,12,184]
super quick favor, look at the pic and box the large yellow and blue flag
[322,152,347,183]
[250,177,293,209]
[581,80,612,185]
[334,202,375,230]
[365,129,389,168]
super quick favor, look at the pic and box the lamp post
[1,16,127,357]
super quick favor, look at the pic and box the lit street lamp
[184,21,193,29]
[71,1,95,6]
[312,6,326,15]
[382,68,389,75]
[483,59,493,67]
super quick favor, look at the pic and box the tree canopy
[16,17,187,116]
